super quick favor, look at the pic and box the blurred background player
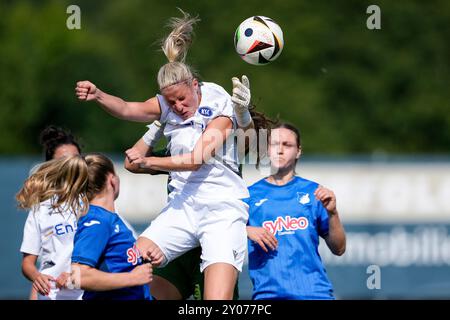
[68,154,153,300]
[75,10,252,299]
[244,123,346,300]
[20,125,139,300]
[17,154,153,300]
[19,125,83,300]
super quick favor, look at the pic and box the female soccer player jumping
[75,11,252,299]
[17,154,153,300]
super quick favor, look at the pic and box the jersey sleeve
[241,197,251,206]
[142,121,165,147]
[72,216,111,267]
[20,210,41,256]
[316,200,330,238]
[219,94,234,118]
[214,91,236,128]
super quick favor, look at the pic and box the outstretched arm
[75,80,161,122]
[67,263,152,291]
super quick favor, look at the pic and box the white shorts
[140,193,249,272]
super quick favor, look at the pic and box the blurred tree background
[0,0,448,155]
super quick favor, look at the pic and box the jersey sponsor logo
[83,220,100,227]
[127,244,141,266]
[255,198,268,207]
[262,215,309,235]
[297,192,311,205]
[55,223,76,236]
[198,106,213,117]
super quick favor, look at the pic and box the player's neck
[90,194,116,213]
[267,169,295,186]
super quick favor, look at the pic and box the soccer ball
[234,16,284,65]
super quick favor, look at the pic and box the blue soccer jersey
[244,176,334,300]
[72,205,151,300]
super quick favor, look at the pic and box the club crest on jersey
[198,106,213,117]
[262,215,309,236]
[297,192,311,205]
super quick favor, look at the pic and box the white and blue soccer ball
[234,16,284,66]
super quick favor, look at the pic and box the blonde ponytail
[16,155,89,216]
[158,9,200,90]
[161,9,199,63]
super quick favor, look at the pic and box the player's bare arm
[314,186,346,256]
[75,80,161,122]
[68,263,153,291]
[126,116,233,172]
[124,138,163,175]
[21,253,54,296]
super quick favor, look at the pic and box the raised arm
[232,75,254,130]
[75,80,161,122]
[126,116,233,172]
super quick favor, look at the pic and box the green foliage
[0,0,449,155]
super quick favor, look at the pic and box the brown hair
[272,122,301,148]
[246,105,279,168]
[83,153,116,201]
[40,125,81,161]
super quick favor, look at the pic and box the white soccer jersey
[20,199,83,300]
[157,82,249,200]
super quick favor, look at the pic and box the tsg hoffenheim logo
[297,192,310,205]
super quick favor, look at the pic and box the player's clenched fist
[314,186,337,215]
[130,263,153,286]
[75,81,98,101]
[125,147,145,164]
